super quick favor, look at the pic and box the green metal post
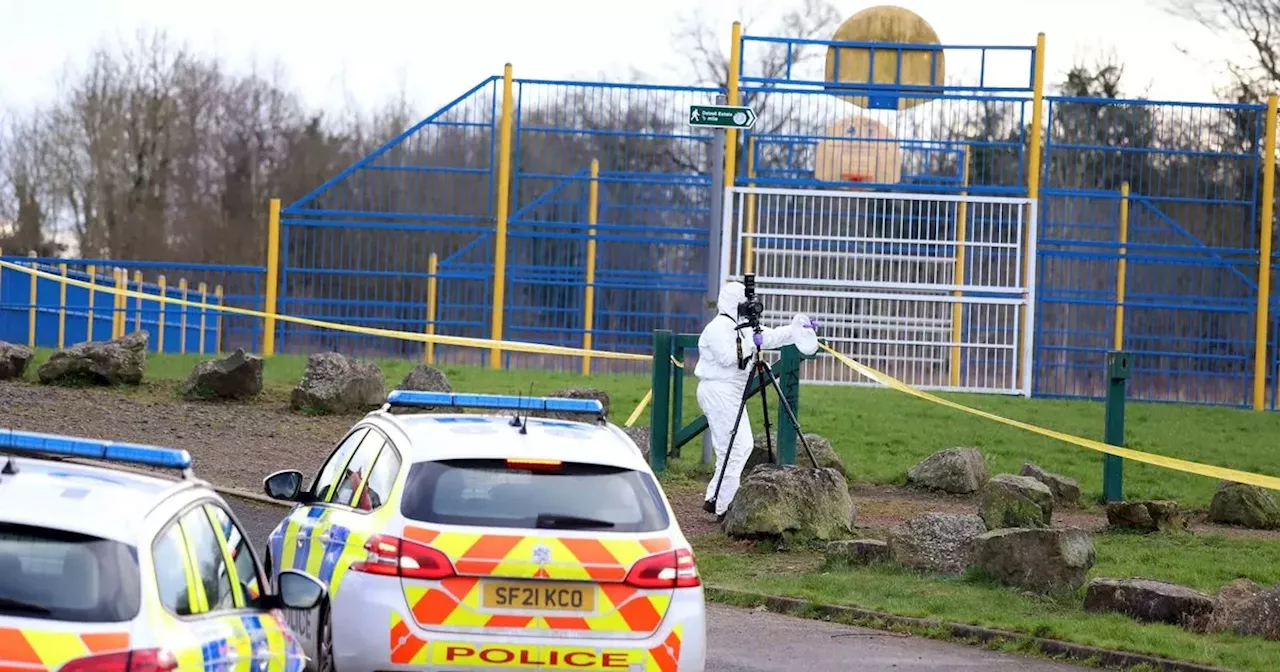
[1103,351,1131,502]
[776,345,801,465]
[649,330,673,473]
[671,342,685,459]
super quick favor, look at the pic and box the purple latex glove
[753,332,764,347]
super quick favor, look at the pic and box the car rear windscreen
[0,523,141,622]
[401,459,671,533]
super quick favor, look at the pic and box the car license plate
[482,580,595,612]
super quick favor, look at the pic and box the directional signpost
[688,104,757,129]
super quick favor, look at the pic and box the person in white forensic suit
[694,281,820,519]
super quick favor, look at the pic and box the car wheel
[317,605,335,672]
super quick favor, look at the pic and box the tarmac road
[227,495,1087,672]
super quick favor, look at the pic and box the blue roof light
[0,428,192,470]
[386,390,603,415]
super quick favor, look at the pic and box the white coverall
[694,282,819,516]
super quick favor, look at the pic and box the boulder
[535,387,610,422]
[973,527,1096,594]
[622,425,651,460]
[37,331,148,386]
[906,447,987,494]
[397,364,451,392]
[722,464,855,542]
[179,349,264,401]
[290,352,385,414]
[1209,481,1280,530]
[1084,577,1215,630]
[826,539,890,566]
[978,473,1054,530]
[1019,463,1082,506]
[1105,500,1186,533]
[1207,579,1280,640]
[887,512,987,575]
[0,342,34,380]
[745,432,847,476]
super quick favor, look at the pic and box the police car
[261,391,706,672]
[0,428,327,671]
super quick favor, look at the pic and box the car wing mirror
[263,470,304,501]
[275,569,327,611]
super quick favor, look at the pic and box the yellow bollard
[157,276,167,353]
[198,282,208,355]
[425,254,438,365]
[27,252,37,348]
[215,285,224,354]
[86,265,96,342]
[58,264,68,349]
[178,279,188,354]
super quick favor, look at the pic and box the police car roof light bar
[0,428,194,471]
[385,390,603,415]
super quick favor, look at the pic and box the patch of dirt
[4,379,1279,542]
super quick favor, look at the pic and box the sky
[0,0,1256,119]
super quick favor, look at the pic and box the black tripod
[704,321,819,514]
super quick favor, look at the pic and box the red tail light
[624,548,700,589]
[351,533,455,580]
[60,649,177,672]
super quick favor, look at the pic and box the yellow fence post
[583,159,600,376]
[1253,94,1278,410]
[489,63,515,370]
[114,268,126,339]
[744,136,757,275]
[157,276,167,353]
[723,20,743,238]
[425,254,439,365]
[26,251,37,348]
[215,285,224,354]
[134,271,143,333]
[950,147,973,388]
[198,282,209,355]
[86,265,96,342]
[179,278,188,354]
[1018,31,1047,393]
[1114,182,1131,351]
[58,263,68,349]
[263,197,282,357]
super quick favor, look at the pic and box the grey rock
[1019,462,1082,506]
[1207,579,1280,640]
[979,473,1054,530]
[722,464,855,542]
[37,331,148,386]
[1209,481,1280,530]
[745,432,847,476]
[888,512,987,575]
[974,527,1096,594]
[1105,500,1187,533]
[622,425,651,460]
[826,539,890,566]
[907,447,987,494]
[398,364,451,392]
[180,349,264,401]
[0,342,34,380]
[290,352,385,414]
[1084,577,1214,630]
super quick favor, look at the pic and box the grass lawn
[694,529,1280,672]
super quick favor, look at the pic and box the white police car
[262,391,707,672]
[0,428,326,671]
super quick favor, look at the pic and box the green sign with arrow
[688,104,757,129]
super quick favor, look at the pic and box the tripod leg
[761,362,819,468]
[756,362,775,464]
[705,381,755,512]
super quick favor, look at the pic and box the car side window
[204,504,263,608]
[179,507,238,613]
[331,430,387,508]
[312,427,370,502]
[152,523,196,616]
[362,446,403,512]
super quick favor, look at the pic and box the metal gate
[719,186,1037,396]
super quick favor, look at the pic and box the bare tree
[1165,0,1280,95]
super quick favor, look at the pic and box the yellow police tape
[818,342,1280,492]
[0,259,648,362]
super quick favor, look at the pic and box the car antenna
[509,388,524,428]
[518,382,534,435]
[1,455,16,475]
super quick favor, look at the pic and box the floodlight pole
[703,93,728,465]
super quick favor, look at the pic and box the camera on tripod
[736,273,765,328]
